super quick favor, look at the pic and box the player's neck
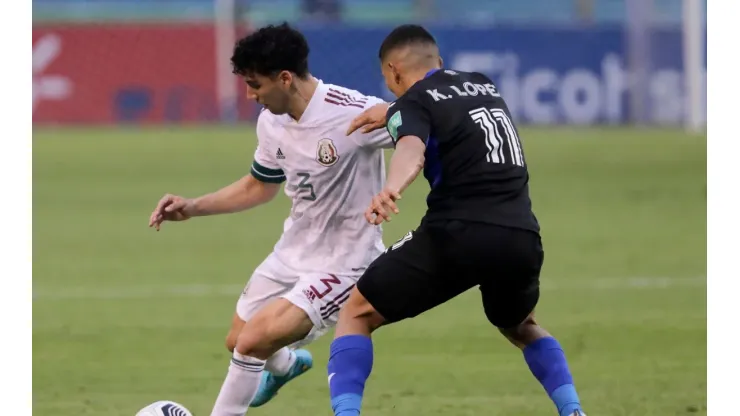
[403,67,439,91]
[287,75,319,121]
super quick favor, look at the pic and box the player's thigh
[357,225,476,324]
[235,258,294,323]
[460,224,543,329]
[281,272,359,348]
[229,277,288,351]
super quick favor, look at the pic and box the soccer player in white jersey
[147,23,393,416]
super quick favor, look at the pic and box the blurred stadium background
[33,1,707,415]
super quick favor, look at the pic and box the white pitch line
[32,276,706,301]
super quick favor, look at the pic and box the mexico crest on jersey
[316,138,339,167]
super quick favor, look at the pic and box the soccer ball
[135,400,193,416]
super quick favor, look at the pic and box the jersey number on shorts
[386,231,413,253]
[297,172,317,201]
[469,107,525,167]
[308,274,342,299]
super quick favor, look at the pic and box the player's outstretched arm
[148,175,280,231]
[346,103,389,135]
[385,136,426,195]
[190,174,281,216]
[366,136,425,225]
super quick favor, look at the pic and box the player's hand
[346,103,390,135]
[365,189,402,225]
[148,194,195,231]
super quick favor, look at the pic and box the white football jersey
[250,80,394,275]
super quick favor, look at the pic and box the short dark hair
[231,23,310,78]
[378,24,437,61]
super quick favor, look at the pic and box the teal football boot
[250,349,313,407]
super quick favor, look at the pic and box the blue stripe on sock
[331,393,361,416]
[551,384,581,416]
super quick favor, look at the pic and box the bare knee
[235,316,274,359]
[225,334,237,353]
[335,287,385,338]
[498,313,551,349]
[225,313,245,353]
[499,313,538,339]
[235,300,314,360]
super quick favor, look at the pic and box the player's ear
[389,63,402,86]
[438,56,444,68]
[278,70,293,88]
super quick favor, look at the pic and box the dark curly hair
[231,23,310,78]
[378,24,436,61]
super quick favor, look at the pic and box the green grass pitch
[33,126,706,415]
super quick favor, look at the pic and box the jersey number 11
[469,107,525,167]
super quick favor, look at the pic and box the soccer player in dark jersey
[325,25,587,416]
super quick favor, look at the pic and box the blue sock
[523,337,583,416]
[327,335,373,416]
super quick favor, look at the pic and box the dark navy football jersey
[385,69,539,232]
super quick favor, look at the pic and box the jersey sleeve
[349,96,395,150]
[250,115,286,184]
[385,93,431,146]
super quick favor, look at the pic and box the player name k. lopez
[426,81,501,102]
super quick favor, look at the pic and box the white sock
[265,347,297,376]
[210,351,265,416]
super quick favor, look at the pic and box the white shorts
[236,252,359,348]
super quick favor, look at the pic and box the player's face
[243,72,292,115]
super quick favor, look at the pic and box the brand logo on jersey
[316,138,339,166]
[387,111,402,141]
[276,148,285,159]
